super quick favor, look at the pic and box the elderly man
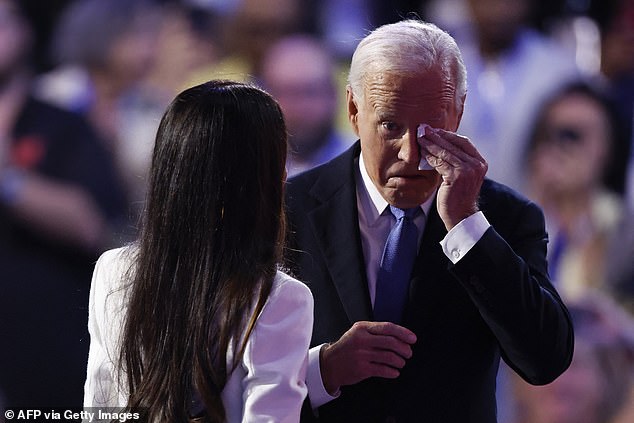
[285,20,573,422]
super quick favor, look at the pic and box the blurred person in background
[112,0,221,218]
[456,0,580,193]
[605,215,634,315]
[11,0,74,73]
[588,0,634,314]
[259,35,352,177]
[35,0,162,224]
[524,82,632,304]
[141,1,219,106]
[0,0,127,407]
[511,293,634,423]
[194,0,306,83]
[596,0,634,205]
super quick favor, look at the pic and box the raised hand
[419,127,488,230]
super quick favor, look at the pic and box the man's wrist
[307,344,339,409]
[320,343,341,396]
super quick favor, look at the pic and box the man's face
[348,69,462,208]
[262,46,337,156]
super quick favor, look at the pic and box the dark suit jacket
[285,142,574,423]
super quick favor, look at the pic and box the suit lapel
[405,199,450,321]
[306,144,373,323]
[418,200,448,261]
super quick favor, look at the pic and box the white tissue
[417,123,434,170]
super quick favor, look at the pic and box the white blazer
[84,247,313,423]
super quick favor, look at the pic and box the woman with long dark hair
[83,80,313,422]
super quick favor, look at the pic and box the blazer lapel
[306,144,373,323]
[418,200,448,262]
[405,199,450,321]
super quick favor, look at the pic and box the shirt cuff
[440,211,490,264]
[306,344,340,409]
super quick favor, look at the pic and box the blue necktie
[374,206,420,323]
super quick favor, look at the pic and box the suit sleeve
[449,200,574,385]
[240,276,314,423]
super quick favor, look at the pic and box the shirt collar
[358,153,435,223]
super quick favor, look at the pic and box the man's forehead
[366,64,447,82]
[363,71,456,110]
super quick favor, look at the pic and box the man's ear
[346,86,360,136]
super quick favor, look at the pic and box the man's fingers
[369,334,414,359]
[368,362,401,379]
[421,128,486,166]
[362,321,416,359]
[358,356,404,379]
[365,321,417,344]
[420,141,465,170]
[433,128,483,157]
[423,132,472,164]
[322,321,418,389]
[370,349,408,369]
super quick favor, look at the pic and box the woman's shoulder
[92,245,137,293]
[97,245,133,264]
[271,270,313,302]
[256,270,313,323]
[88,247,137,355]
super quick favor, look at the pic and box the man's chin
[383,184,438,209]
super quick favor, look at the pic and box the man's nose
[397,128,419,164]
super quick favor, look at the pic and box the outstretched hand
[419,127,488,230]
[320,321,417,395]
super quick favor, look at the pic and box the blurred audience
[36,0,160,142]
[315,0,377,60]
[259,35,352,177]
[510,293,634,423]
[200,0,306,82]
[10,0,74,73]
[143,1,219,105]
[0,0,127,406]
[455,0,580,192]
[524,82,632,303]
[115,1,221,215]
[596,0,634,203]
[34,0,162,222]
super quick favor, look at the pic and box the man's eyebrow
[374,107,398,120]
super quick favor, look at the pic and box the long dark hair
[118,80,288,422]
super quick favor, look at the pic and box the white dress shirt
[84,247,314,423]
[306,154,491,408]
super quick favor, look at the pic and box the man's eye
[379,121,405,139]
[381,121,400,132]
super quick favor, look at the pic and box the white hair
[348,20,467,111]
